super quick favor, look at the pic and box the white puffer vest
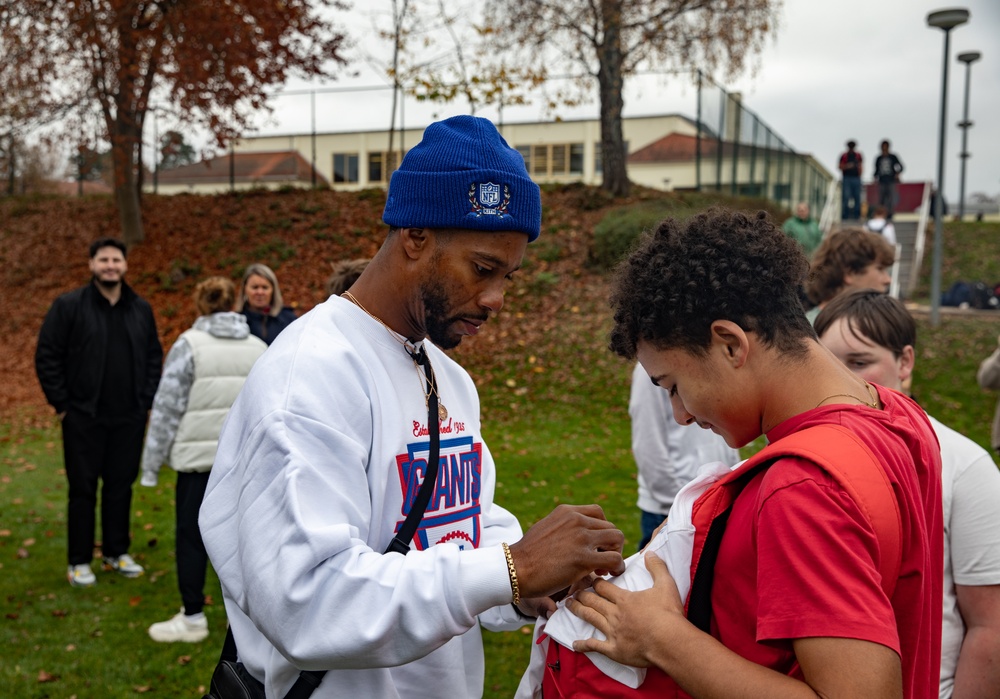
[170,329,266,472]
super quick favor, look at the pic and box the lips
[461,319,483,336]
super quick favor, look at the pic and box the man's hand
[508,504,625,599]
[515,595,557,620]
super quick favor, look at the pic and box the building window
[368,150,404,184]
[333,153,359,183]
[515,143,586,178]
[516,145,531,171]
[773,183,791,200]
[531,144,548,177]
[569,144,584,174]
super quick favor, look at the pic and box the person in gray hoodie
[140,277,267,643]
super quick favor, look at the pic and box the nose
[670,395,696,426]
[479,283,505,315]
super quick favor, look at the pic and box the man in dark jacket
[873,139,904,219]
[36,238,163,587]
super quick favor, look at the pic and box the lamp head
[957,50,981,64]
[927,8,970,30]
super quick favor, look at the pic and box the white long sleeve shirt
[200,296,525,698]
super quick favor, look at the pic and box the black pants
[62,410,146,565]
[176,470,211,614]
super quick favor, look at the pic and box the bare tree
[484,0,780,196]
[387,0,412,167]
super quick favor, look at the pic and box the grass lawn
[4,311,998,698]
[2,206,998,697]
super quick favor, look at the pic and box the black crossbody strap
[386,346,441,555]
[220,625,238,664]
[222,345,443,698]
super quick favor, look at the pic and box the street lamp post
[956,50,981,221]
[926,7,969,328]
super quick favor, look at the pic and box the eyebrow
[476,251,521,274]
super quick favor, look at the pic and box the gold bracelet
[501,542,520,606]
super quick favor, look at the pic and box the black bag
[202,655,265,699]
[204,345,443,699]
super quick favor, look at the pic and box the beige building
[162,114,832,209]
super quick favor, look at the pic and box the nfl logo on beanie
[382,115,542,242]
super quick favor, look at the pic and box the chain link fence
[695,71,831,215]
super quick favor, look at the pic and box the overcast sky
[250,0,999,204]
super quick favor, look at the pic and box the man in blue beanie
[200,115,625,698]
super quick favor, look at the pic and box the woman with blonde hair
[140,277,267,643]
[237,263,298,344]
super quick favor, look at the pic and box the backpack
[539,424,902,698]
[941,281,973,307]
[970,282,997,310]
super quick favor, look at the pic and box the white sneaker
[148,610,209,643]
[102,554,144,578]
[67,564,97,587]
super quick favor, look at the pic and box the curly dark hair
[608,208,815,359]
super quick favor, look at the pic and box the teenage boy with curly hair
[567,209,943,698]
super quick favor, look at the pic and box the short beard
[422,279,460,350]
[95,276,121,290]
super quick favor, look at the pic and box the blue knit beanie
[383,115,542,242]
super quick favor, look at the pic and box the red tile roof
[154,150,328,187]
[628,133,801,163]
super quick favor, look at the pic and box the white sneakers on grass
[102,554,144,578]
[67,563,97,587]
[68,554,144,587]
[148,609,209,643]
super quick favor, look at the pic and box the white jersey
[932,415,1000,698]
[200,296,525,698]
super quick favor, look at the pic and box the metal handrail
[890,243,902,299]
[818,178,840,235]
[908,182,933,297]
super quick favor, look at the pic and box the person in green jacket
[782,202,823,258]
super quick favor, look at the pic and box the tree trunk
[597,1,629,197]
[111,120,145,245]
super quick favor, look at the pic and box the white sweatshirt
[200,296,526,698]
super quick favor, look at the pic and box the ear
[398,228,430,260]
[710,320,749,369]
[898,344,915,384]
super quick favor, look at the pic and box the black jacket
[241,305,297,345]
[35,281,163,416]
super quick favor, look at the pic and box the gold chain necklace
[814,381,879,410]
[342,291,448,421]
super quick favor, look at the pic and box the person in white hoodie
[140,277,267,643]
[198,115,625,699]
[865,205,897,247]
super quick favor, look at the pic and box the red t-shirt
[711,386,943,698]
